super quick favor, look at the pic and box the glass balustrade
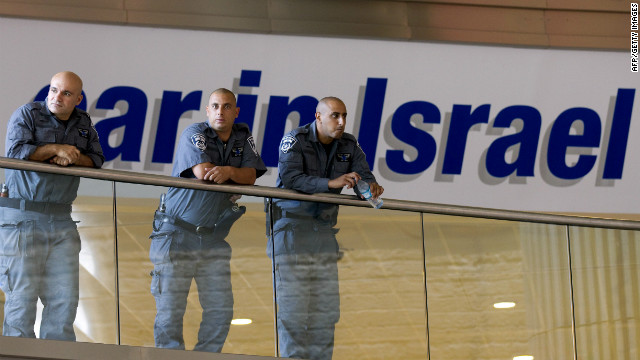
[569,227,640,360]
[0,169,117,343]
[113,183,276,356]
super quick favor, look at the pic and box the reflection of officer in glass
[149,88,266,352]
[269,97,384,360]
[0,71,104,340]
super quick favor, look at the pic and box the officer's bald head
[47,71,84,121]
[316,97,345,114]
[51,71,83,92]
[209,88,237,106]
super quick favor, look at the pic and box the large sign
[1,17,637,213]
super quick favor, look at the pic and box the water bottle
[356,180,383,209]
[158,193,166,212]
[0,183,8,198]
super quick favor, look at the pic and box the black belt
[154,211,214,235]
[0,197,72,214]
[281,210,331,222]
[281,211,310,220]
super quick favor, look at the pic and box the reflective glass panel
[424,216,574,360]
[0,169,116,343]
[75,178,117,343]
[268,197,427,360]
[114,182,275,356]
[570,227,640,360]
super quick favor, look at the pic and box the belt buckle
[196,226,205,235]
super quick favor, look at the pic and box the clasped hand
[50,144,81,166]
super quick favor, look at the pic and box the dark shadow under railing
[1,156,639,230]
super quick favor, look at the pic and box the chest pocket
[333,160,351,174]
[302,144,321,175]
[333,149,352,175]
[227,154,242,168]
[69,127,93,150]
[34,128,57,144]
[72,135,88,150]
[226,141,244,167]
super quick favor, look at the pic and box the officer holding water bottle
[268,96,383,360]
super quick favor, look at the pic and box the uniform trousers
[149,221,233,353]
[271,221,340,360]
[0,206,80,340]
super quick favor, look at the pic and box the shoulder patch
[280,135,297,154]
[190,133,207,151]
[247,136,258,155]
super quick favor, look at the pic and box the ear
[235,107,240,118]
[75,94,83,106]
[315,111,321,122]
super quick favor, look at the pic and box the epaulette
[234,123,251,133]
[75,107,90,117]
[24,101,44,113]
[290,123,311,137]
[340,132,358,143]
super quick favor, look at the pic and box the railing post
[267,197,279,357]
[566,225,578,360]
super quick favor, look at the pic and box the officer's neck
[316,131,335,145]
[216,130,231,143]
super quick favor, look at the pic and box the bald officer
[1,71,104,340]
[269,96,383,360]
[149,88,266,353]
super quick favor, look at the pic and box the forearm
[74,154,96,168]
[286,173,330,194]
[227,167,257,185]
[28,144,61,162]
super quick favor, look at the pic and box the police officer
[149,88,266,353]
[0,71,104,340]
[269,96,384,360]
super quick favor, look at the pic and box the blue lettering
[547,108,601,179]
[603,88,635,179]
[357,78,387,170]
[94,86,148,162]
[442,104,491,174]
[236,70,262,131]
[486,106,541,177]
[386,101,440,174]
[151,90,202,163]
[261,95,318,167]
[31,79,632,185]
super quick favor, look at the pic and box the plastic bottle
[158,193,166,212]
[356,180,383,209]
[0,183,8,198]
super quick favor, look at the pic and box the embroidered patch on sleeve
[280,135,297,153]
[190,133,206,151]
[247,136,258,155]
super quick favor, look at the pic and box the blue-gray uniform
[269,122,376,360]
[149,122,266,353]
[0,100,104,340]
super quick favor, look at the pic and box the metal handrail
[1,156,639,230]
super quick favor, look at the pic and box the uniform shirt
[274,122,377,225]
[165,122,266,226]
[5,99,104,205]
